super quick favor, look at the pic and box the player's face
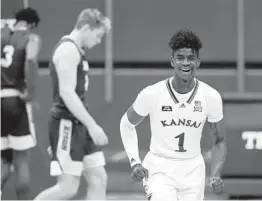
[83,26,105,49]
[171,48,200,82]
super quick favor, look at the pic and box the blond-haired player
[34,8,111,200]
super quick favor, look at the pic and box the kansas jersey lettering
[133,77,223,159]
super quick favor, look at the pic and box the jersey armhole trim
[52,41,81,65]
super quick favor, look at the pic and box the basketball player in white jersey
[120,29,227,201]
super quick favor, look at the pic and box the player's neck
[69,30,84,51]
[171,76,196,94]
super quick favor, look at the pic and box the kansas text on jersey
[133,77,223,159]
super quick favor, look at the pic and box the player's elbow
[25,58,38,64]
[120,113,135,132]
[59,88,74,102]
[26,55,38,62]
[25,60,38,72]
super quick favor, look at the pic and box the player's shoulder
[198,80,222,99]
[53,37,80,61]
[28,33,41,43]
[1,26,11,36]
[1,27,12,42]
[57,37,78,53]
[140,79,167,96]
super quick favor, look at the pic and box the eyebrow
[176,54,196,57]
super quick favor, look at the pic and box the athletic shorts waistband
[1,89,20,98]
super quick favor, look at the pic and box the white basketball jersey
[133,77,223,159]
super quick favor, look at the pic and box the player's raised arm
[120,87,154,168]
[54,42,107,146]
[22,33,42,102]
[207,90,227,193]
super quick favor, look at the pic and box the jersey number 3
[175,132,187,152]
[1,45,15,68]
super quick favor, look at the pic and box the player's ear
[170,56,175,68]
[81,24,90,32]
[196,57,201,68]
[29,23,35,30]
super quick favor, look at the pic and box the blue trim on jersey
[187,80,199,104]
[166,78,179,104]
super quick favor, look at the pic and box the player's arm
[120,87,154,167]
[54,42,98,130]
[23,33,42,101]
[1,27,11,41]
[207,91,227,178]
[209,120,227,177]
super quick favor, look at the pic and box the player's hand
[20,92,40,111]
[47,146,53,158]
[131,164,148,182]
[19,91,34,102]
[209,177,224,194]
[88,124,108,146]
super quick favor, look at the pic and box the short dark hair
[15,7,40,27]
[169,29,203,56]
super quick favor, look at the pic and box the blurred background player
[34,8,111,200]
[1,7,41,199]
[120,29,227,201]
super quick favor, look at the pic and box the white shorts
[49,117,106,176]
[142,152,205,201]
[50,151,106,176]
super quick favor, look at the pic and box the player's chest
[153,94,208,125]
[77,60,89,90]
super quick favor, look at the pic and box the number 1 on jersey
[175,132,187,152]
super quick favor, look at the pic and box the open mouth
[180,68,191,73]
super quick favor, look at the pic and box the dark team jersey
[49,38,89,120]
[1,27,30,90]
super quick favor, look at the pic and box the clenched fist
[131,164,148,182]
[209,177,224,194]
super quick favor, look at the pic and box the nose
[182,59,190,66]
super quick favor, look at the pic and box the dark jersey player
[34,9,111,200]
[1,7,41,199]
